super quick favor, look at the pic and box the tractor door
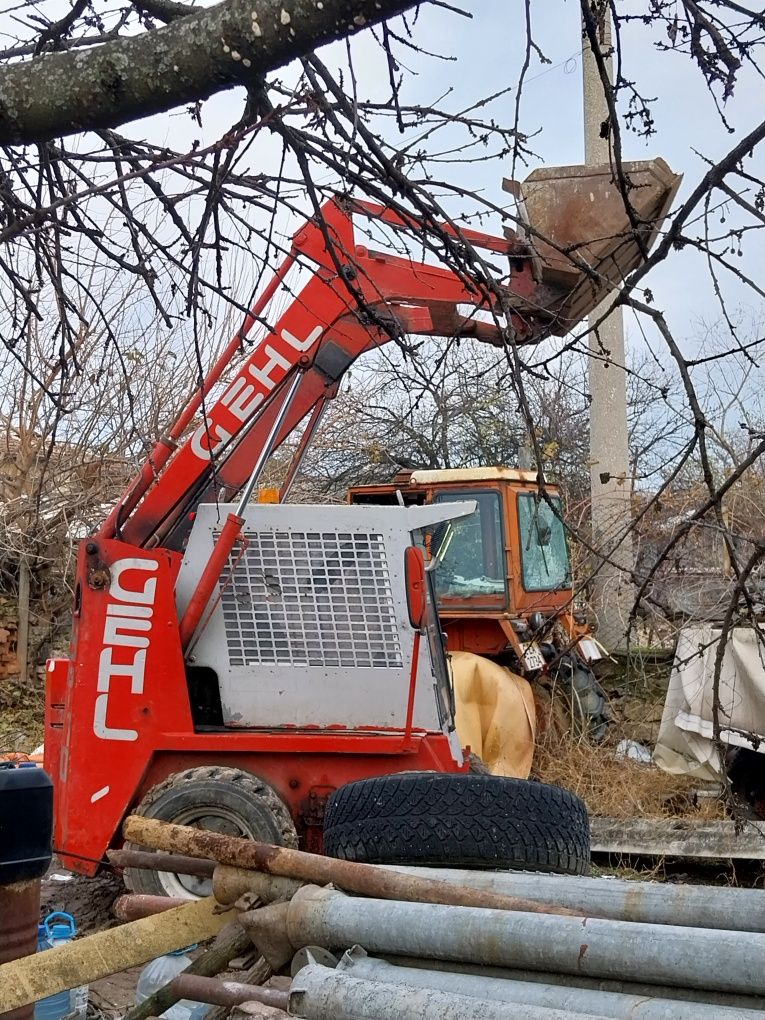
[512,491,572,612]
[431,490,508,611]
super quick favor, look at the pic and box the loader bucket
[507,159,681,335]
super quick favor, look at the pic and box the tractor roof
[400,467,549,486]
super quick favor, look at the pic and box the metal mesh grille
[220,530,403,669]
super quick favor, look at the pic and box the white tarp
[654,624,765,780]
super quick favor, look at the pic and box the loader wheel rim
[152,805,258,898]
[124,767,298,899]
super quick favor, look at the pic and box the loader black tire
[123,766,297,897]
[323,772,590,875]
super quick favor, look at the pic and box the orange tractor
[349,467,610,742]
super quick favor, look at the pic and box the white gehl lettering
[93,558,159,742]
[190,324,323,461]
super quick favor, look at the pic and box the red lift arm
[98,197,550,554]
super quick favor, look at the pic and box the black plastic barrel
[0,763,53,1020]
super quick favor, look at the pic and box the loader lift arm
[99,156,681,556]
[99,197,549,555]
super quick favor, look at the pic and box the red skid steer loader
[44,160,679,893]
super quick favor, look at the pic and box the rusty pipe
[179,511,245,650]
[213,865,303,906]
[0,879,43,1020]
[123,816,581,918]
[113,894,193,921]
[108,848,216,878]
[170,973,289,1010]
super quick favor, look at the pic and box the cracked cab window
[517,493,570,591]
[432,491,507,602]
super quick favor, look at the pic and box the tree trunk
[0,0,419,145]
[17,558,30,683]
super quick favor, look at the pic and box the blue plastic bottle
[34,912,88,1020]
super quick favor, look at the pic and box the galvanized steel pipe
[338,948,765,1020]
[285,887,765,995]
[389,866,765,931]
[289,963,611,1020]
[383,958,765,1013]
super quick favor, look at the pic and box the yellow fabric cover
[450,650,536,778]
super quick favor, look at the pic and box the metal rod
[403,630,420,746]
[278,393,332,502]
[235,370,303,516]
[179,511,245,650]
[170,973,289,1011]
[386,866,765,932]
[122,816,580,917]
[108,848,216,878]
[338,948,765,1020]
[285,887,765,997]
[289,963,606,1020]
[113,893,193,920]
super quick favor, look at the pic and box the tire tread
[124,767,296,894]
[324,773,589,875]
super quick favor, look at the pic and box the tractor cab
[349,468,599,675]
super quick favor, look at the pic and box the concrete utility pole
[582,8,634,651]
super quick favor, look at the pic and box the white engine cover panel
[176,502,472,732]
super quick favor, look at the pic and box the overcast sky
[110,1,765,373]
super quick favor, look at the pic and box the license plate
[578,638,602,662]
[521,642,545,671]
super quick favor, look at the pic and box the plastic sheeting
[450,651,535,778]
[654,624,765,779]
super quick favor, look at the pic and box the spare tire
[323,772,589,875]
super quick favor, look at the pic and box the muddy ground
[42,866,134,1015]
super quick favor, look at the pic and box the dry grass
[0,674,44,753]
[533,736,725,820]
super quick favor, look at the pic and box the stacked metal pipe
[114,815,765,1019]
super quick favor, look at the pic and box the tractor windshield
[517,493,571,591]
[432,490,507,603]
